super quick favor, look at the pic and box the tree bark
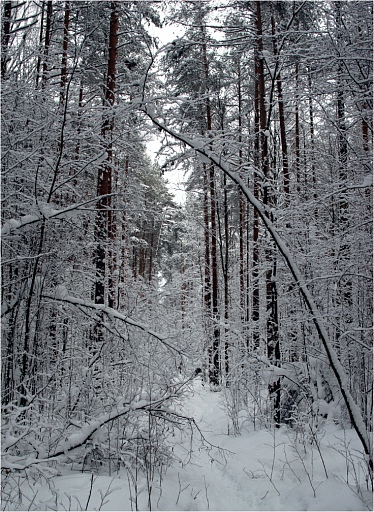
[35,1,45,88]
[59,1,70,108]
[307,69,317,200]
[203,161,212,365]
[255,0,281,424]
[295,60,301,194]
[1,1,12,78]
[41,1,52,89]
[200,16,220,385]
[271,13,290,203]
[94,2,119,315]
[223,173,230,379]
[252,48,260,352]
[237,60,248,350]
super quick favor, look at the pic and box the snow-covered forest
[1,1,372,510]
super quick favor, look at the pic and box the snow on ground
[4,379,372,511]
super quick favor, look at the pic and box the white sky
[147,137,188,206]
[146,20,188,206]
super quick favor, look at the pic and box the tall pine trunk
[255,0,281,424]
[59,1,70,108]
[1,1,12,78]
[94,2,118,318]
[41,1,52,89]
[237,60,249,351]
[200,16,220,385]
[271,13,290,204]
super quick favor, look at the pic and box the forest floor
[6,379,372,511]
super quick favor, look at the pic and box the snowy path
[156,380,252,511]
[152,380,370,511]
[10,379,371,511]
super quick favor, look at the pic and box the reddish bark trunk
[200,19,220,386]
[94,2,119,310]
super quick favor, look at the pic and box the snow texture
[5,380,371,511]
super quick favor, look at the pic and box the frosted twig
[204,475,210,510]
[84,473,94,511]
[176,473,190,506]
[259,460,280,496]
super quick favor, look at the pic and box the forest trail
[159,378,252,511]
[160,379,370,511]
[3,1,372,510]
[6,379,371,511]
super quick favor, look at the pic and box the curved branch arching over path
[142,104,373,473]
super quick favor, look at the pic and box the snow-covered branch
[142,106,373,471]
[43,287,184,354]
[2,394,177,471]
[1,194,117,236]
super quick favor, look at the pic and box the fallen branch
[2,394,176,471]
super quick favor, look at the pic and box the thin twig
[85,473,94,511]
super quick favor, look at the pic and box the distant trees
[161,1,223,385]
[1,0,372,500]
[144,0,372,467]
[1,2,187,497]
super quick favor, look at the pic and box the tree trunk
[203,161,212,371]
[209,161,220,386]
[41,1,52,89]
[307,69,317,200]
[256,0,281,424]
[20,221,46,407]
[94,1,119,317]
[148,225,154,284]
[237,60,248,350]
[59,1,70,108]
[223,173,230,379]
[334,2,352,359]
[35,1,45,88]
[271,13,290,204]
[75,79,84,162]
[119,155,130,306]
[295,60,301,194]
[200,15,220,386]
[1,1,12,78]
[252,52,260,352]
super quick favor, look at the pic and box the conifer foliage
[1,0,373,505]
